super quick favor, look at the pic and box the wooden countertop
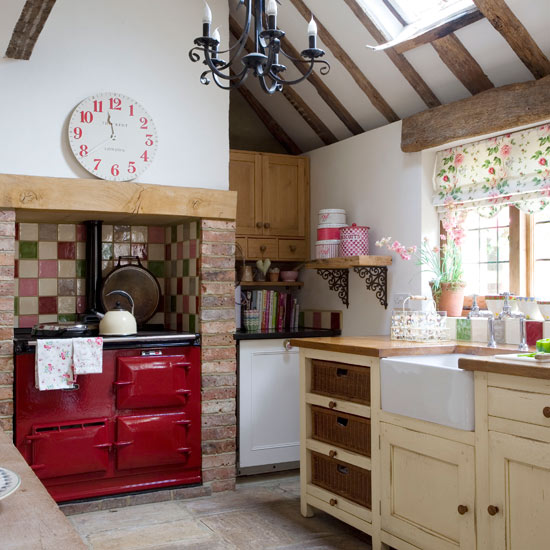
[289,336,525,358]
[0,429,87,550]
[459,355,550,380]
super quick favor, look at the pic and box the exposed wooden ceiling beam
[393,9,484,54]
[432,33,494,95]
[473,0,550,79]
[401,75,550,152]
[289,0,399,123]
[5,0,57,60]
[229,17,337,146]
[342,0,441,109]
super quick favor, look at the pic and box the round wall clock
[68,92,158,181]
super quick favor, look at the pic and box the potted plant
[376,209,466,317]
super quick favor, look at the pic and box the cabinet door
[262,154,307,237]
[239,339,300,469]
[229,151,262,235]
[488,431,550,550]
[380,423,476,550]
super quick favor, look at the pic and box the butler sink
[380,354,475,431]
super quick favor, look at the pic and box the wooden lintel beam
[473,0,550,79]
[5,0,57,60]
[229,17,337,146]
[393,9,484,54]
[289,0,399,123]
[432,33,494,95]
[342,0,441,109]
[401,75,550,152]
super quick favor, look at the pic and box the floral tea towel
[35,339,75,391]
[73,337,103,374]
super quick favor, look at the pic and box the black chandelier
[189,0,330,94]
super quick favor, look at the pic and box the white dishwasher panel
[239,339,300,472]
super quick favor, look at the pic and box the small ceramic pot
[269,271,280,282]
[241,265,254,282]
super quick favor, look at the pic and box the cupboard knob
[329,498,337,506]
[543,407,550,418]
[289,245,297,252]
[256,222,263,228]
[328,401,337,409]
[329,450,337,458]
[264,222,270,229]
[488,505,499,516]
[457,505,468,515]
[260,246,267,252]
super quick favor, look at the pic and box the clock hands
[84,111,117,157]
[107,111,117,139]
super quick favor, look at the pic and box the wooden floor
[68,471,372,550]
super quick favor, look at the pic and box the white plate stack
[316,209,347,259]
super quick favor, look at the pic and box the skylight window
[390,0,475,26]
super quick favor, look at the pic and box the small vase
[437,282,466,317]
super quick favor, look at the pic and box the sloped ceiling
[229,0,550,153]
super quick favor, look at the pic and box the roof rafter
[5,0,57,60]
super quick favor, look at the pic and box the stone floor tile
[269,534,371,550]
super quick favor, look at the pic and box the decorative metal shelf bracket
[316,269,349,308]
[354,266,388,309]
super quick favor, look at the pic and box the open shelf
[304,255,392,269]
[239,281,304,288]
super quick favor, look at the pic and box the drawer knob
[488,505,499,516]
[329,498,337,507]
[328,401,337,409]
[260,245,267,252]
[256,222,263,228]
[264,222,270,229]
[329,450,337,458]
[457,505,468,515]
[289,245,297,252]
[543,407,550,418]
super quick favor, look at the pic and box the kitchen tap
[518,315,529,352]
[497,292,514,319]
[487,314,497,348]
[468,294,493,319]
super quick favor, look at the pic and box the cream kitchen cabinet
[230,150,310,261]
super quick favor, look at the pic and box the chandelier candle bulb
[202,1,212,37]
[212,27,220,59]
[308,18,318,49]
[266,0,277,29]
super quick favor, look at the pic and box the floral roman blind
[433,123,550,217]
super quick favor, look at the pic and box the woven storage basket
[311,360,370,405]
[311,451,372,509]
[311,406,371,457]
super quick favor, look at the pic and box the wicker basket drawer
[311,451,371,509]
[311,360,370,405]
[312,406,371,457]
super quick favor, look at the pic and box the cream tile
[177,295,183,314]
[39,241,57,260]
[39,278,57,296]
[171,243,177,259]
[58,260,76,278]
[544,322,550,339]
[148,244,165,261]
[177,224,184,242]
[182,278,190,295]
[19,297,38,315]
[58,296,76,314]
[76,242,86,260]
[170,278,177,295]
[190,222,197,240]
[177,261,183,277]
[58,224,76,241]
[14,241,18,258]
[505,318,521,345]
[131,226,147,243]
[446,317,457,340]
[19,260,38,278]
[39,314,58,323]
[470,318,488,343]
[165,226,172,243]
[19,223,38,241]
[102,225,113,242]
[76,278,86,296]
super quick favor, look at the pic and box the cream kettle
[97,290,137,336]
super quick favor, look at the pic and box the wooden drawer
[247,238,277,259]
[236,237,247,258]
[278,239,307,260]
[311,406,371,457]
[488,386,550,428]
[311,360,370,405]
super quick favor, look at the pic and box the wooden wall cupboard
[230,150,310,261]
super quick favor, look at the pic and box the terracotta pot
[437,282,466,317]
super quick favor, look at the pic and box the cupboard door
[488,431,550,550]
[229,151,262,235]
[380,423,476,550]
[262,155,307,237]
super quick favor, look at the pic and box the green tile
[14,297,19,316]
[76,259,86,278]
[148,261,165,278]
[170,296,177,313]
[171,225,177,243]
[182,259,189,277]
[101,243,113,260]
[19,241,37,259]
[59,313,76,323]
[456,319,472,341]
[189,315,196,333]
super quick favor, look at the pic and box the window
[534,209,550,300]
[388,0,475,26]
[462,207,510,296]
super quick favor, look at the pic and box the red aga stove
[14,332,201,502]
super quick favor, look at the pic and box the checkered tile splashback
[14,221,200,330]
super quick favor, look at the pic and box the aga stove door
[115,353,197,410]
[115,412,199,471]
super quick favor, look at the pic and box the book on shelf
[243,290,300,331]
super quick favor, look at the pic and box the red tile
[165,244,171,260]
[131,243,148,260]
[196,296,200,312]
[331,312,341,331]
[19,278,38,297]
[148,226,165,244]
[39,297,58,314]
[19,315,39,328]
[177,278,183,295]
[526,321,543,346]
[14,260,18,279]
[177,242,183,260]
[58,242,76,260]
[76,296,86,314]
[39,260,57,277]
[189,240,197,259]
[177,314,183,331]
[15,223,19,241]
[182,295,189,314]
[313,312,322,329]
[76,224,87,242]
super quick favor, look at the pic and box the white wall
[301,121,438,336]
[0,0,229,190]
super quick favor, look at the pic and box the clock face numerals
[68,93,158,181]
